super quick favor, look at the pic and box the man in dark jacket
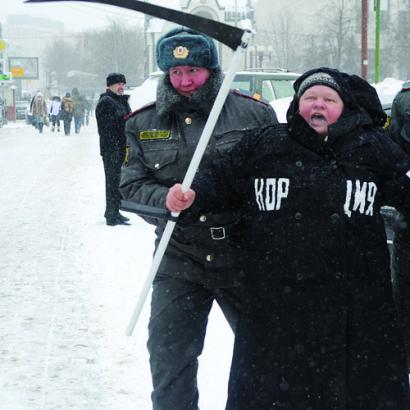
[96,72,131,226]
[120,27,277,410]
[390,80,410,370]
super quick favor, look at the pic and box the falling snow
[0,120,233,410]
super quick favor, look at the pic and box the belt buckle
[210,226,226,240]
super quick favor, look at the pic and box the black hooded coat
[188,68,410,409]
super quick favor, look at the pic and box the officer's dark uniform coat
[120,70,277,409]
[187,68,410,410]
[121,72,277,287]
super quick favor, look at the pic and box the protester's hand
[166,183,196,212]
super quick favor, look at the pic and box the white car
[128,71,162,110]
[128,69,300,114]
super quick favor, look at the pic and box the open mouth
[310,114,327,125]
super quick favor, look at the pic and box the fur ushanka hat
[156,27,219,72]
[106,72,126,87]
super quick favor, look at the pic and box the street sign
[0,72,12,82]
[0,39,6,51]
[8,57,39,79]
[11,66,25,78]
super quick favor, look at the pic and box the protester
[61,92,74,136]
[96,72,131,226]
[49,96,61,133]
[31,92,48,134]
[390,79,410,371]
[120,27,277,410]
[167,67,410,409]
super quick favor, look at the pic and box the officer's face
[299,85,344,137]
[109,83,126,95]
[168,66,211,97]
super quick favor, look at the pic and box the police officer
[390,80,410,370]
[96,72,131,226]
[120,27,277,410]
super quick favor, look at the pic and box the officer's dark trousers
[101,153,122,223]
[392,214,410,371]
[148,270,244,410]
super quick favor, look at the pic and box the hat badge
[173,45,189,59]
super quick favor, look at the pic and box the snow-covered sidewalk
[0,120,233,410]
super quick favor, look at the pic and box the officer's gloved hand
[166,183,196,212]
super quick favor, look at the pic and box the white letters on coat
[344,180,377,217]
[254,178,290,211]
[253,177,377,218]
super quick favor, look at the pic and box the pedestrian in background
[83,96,91,126]
[120,27,277,410]
[72,88,85,134]
[49,96,61,133]
[61,92,74,136]
[32,92,48,134]
[390,79,410,371]
[96,72,131,226]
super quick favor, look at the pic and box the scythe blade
[24,0,245,50]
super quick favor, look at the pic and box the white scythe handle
[126,31,252,336]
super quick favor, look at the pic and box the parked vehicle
[0,98,7,128]
[25,106,34,125]
[232,68,300,101]
[15,100,29,120]
[128,68,301,111]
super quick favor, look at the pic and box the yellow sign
[0,39,6,51]
[11,67,25,78]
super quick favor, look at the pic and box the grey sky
[0,0,176,32]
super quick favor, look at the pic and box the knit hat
[106,72,126,87]
[297,71,342,98]
[156,27,219,72]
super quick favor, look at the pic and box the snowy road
[0,120,233,410]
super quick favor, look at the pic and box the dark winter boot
[51,125,55,132]
[118,213,130,223]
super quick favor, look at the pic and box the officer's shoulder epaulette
[232,88,271,106]
[124,102,156,120]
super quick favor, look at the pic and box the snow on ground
[0,119,233,410]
